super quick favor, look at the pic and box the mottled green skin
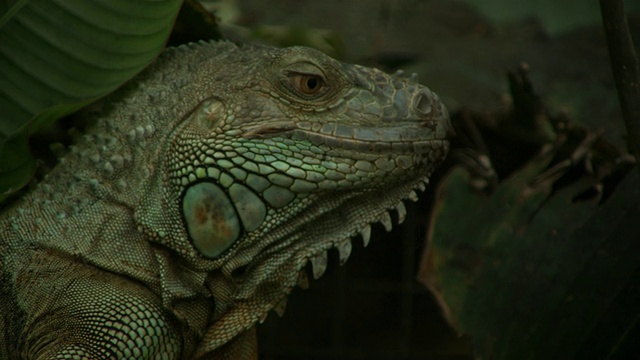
[0,41,450,359]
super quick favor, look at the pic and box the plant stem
[599,0,640,168]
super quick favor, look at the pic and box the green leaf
[422,158,640,358]
[0,0,183,199]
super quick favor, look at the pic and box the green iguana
[0,41,451,359]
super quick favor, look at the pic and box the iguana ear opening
[187,98,227,132]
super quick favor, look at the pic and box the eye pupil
[291,74,324,96]
[306,77,318,90]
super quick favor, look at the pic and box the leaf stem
[599,0,640,168]
[0,0,29,29]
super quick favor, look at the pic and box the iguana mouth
[242,123,447,154]
[292,126,447,154]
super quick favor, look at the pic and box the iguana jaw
[187,92,450,356]
[243,123,446,154]
[196,164,445,356]
[272,171,437,289]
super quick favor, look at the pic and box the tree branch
[599,0,640,168]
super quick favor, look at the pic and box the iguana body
[0,41,450,359]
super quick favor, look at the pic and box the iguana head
[136,42,450,354]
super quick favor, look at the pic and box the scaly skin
[0,41,451,359]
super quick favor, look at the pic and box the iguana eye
[290,74,324,96]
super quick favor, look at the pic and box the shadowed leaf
[0,0,183,201]
[421,147,640,359]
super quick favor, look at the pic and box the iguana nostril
[414,91,433,116]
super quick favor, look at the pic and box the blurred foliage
[248,25,345,60]
[0,0,183,202]
[168,0,222,46]
[420,66,638,359]
[459,0,640,34]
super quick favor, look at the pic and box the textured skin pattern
[0,41,451,359]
